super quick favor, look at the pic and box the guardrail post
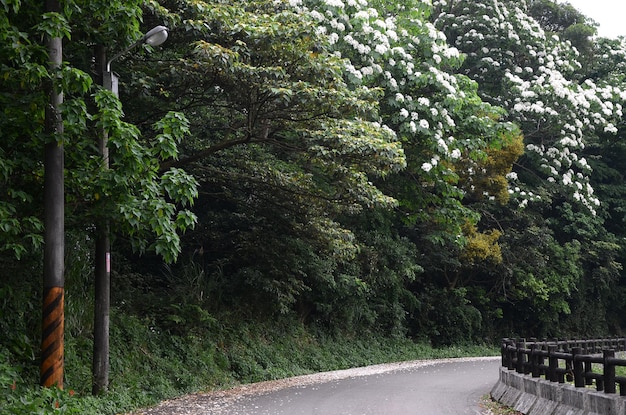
[566,366,573,382]
[531,343,541,378]
[572,347,584,388]
[501,338,512,370]
[584,358,593,386]
[517,338,526,374]
[548,345,558,382]
[604,349,616,394]
[540,341,548,376]
[506,339,516,370]
[565,343,573,382]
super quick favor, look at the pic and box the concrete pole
[41,0,65,389]
[92,44,111,395]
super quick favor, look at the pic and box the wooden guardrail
[500,338,626,396]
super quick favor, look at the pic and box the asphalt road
[220,357,501,415]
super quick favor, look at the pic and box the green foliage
[420,287,483,347]
[1,0,197,263]
[316,210,423,337]
[527,0,592,34]
[0,271,40,368]
[1,264,496,414]
[429,0,626,342]
[497,225,583,335]
[3,382,82,415]
[0,1,48,259]
[4,1,626,412]
[71,90,199,263]
[35,12,72,40]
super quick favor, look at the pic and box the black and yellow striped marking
[41,286,64,388]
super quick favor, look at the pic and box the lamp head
[106,25,169,73]
[143,25,169,47]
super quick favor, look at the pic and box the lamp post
[103,25,169,95]
[92,25,168,395]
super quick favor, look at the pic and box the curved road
[135,357,501,415]
[220,357,500,415]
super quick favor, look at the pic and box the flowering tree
[294,0,520,245]
[276,0,525,341]
[433,0,626,214]
[430,0,626,335]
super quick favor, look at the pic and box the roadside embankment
[491,367,625,415]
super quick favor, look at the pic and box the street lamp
[103,25,169,96]
[92,24,169,395]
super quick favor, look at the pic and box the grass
[0,247,500,415]
[1,311,498,415]
[479,395,523,415]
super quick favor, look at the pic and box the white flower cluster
[434,0,626,214]
[291,0,505,197]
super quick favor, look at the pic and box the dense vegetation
[2,0,626,413]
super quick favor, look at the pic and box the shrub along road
[132,356,501,414]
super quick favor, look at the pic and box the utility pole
[41,0,65,389]
[92,44,111,395]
